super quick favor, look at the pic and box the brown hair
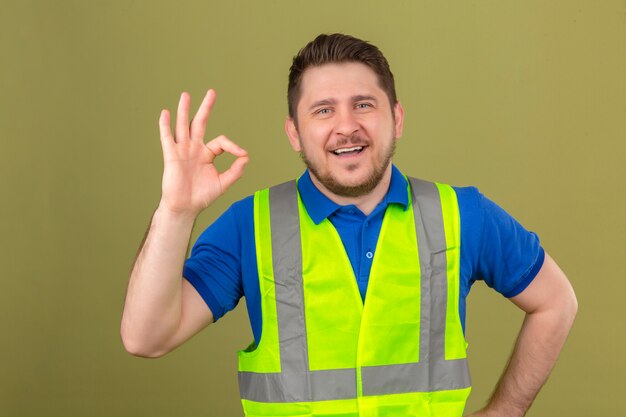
[287,33,397,121]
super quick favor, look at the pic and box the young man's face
[286,62,404,198]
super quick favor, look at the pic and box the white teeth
[333,146,363,155]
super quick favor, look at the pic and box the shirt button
[366,251,373,259]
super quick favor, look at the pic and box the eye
[355,102,373,110]
[314,108,332,115]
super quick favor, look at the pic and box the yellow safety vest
[238,177,471,416]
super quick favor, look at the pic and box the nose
[334,108,360,137]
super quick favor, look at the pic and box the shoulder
[406,176,483,218]
[452,185,481,204]
[452,185,490,232]
[451,185,484,214]
[229,194,255,220]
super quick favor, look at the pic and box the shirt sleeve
[183,202,246,322]
[458,187,545,298]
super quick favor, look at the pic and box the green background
[2,1,624,415]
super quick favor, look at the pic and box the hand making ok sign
[158,90,249,217]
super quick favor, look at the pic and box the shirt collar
[297,164,409,225]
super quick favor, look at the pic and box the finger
[190,89,216,142]
[205,135,249,161]
[159,109,174,152]
[219,154,250,191]
[175,92,191,142]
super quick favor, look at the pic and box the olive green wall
[2,1,624,415]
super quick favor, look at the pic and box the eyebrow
[352,95,378,103]
[308,95,378,111]
[309,98,336,111]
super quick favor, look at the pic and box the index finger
[159,109,174,152]
[205,135,248,162]
[190,89,217,142]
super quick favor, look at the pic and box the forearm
[121,203,197,356]
[483,305,575,416]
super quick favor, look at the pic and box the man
[121,34,577,416]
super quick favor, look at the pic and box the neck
[309,165,393,216]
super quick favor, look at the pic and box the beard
[300,136,396,198]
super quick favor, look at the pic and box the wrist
[479,402,526,417]
[155,201,199,225]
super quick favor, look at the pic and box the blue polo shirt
[183,165,544,344]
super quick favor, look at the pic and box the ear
[393,101,405,139]
[285,117,302,152]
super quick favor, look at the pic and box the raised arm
[120,90,249,358]
[467,252,577,416]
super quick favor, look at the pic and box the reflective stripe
[239,177,470,403]
[239,368,356,402]
[361,359,470,396]
[269,181,308,375]
[410,178,468,365]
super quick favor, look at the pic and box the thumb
[218,155,250,191]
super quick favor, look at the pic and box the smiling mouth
[332,146,365,156]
